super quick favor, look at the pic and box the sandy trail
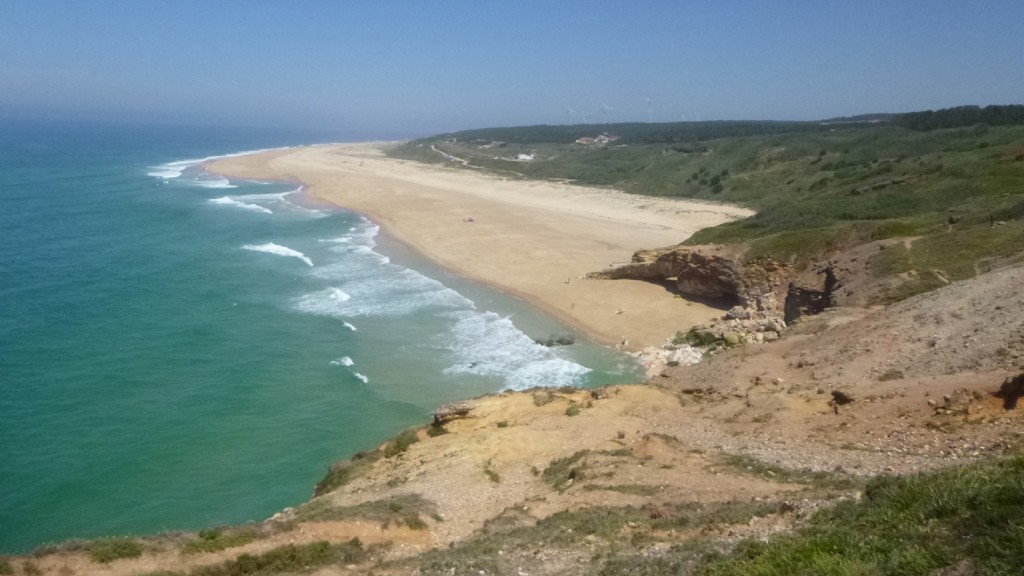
[208,143,753,349]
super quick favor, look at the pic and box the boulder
[535,333,575,347]
[433,402,472,425]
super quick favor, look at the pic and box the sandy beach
[208,143,753,350]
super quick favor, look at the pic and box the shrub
[87,538,143,563]
[314,451,381,496]
[190,541,364,576]
[183,527,260,555]
[384,429,421,458]
[543,450,589,491]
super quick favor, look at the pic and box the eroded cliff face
[588,245,851,348]
[588,245,790,316]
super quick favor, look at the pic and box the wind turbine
[647,98,653,124]
[565,106,576,124]
[598,104,613,124]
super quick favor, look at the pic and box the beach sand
[208,143,753,350]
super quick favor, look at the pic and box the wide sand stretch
[208,143,753,350]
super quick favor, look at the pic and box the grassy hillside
[392,117,1024,302]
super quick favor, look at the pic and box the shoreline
[207,142,754,351]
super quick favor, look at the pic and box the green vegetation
[192,540,365,576]
[314,426,426,496]
[182,527,261,555]
[564,402,582,416]
[383,428,421,458]
[393,112,1024,304]
[694,457,1024,576]
[543,450,590,491]
[894,104,1024,131]
[0,559,13,575]
[313,449,382,496]
[294,493,436,530]
[86,538,144,563]
[484,467,501,483]
[582,483,661,496]
[395,456,1024,575]
[674,327,719,347]
[393,500,784,575]
[717,454,862,491]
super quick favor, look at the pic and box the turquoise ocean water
[0,120,643,552]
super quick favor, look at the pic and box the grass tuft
[543,450,590,491]
[87,538,144,563]
[695,457,1024,576]
[383,429,421,458]
[191,540,365,576]
[182,527,261,555]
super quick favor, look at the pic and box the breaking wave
[242,243,313,267]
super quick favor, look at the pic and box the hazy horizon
[2,1,1022,135]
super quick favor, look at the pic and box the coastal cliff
[9,261,1024,576]
[587,244,789,315]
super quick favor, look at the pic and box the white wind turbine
[565,106,576,124]
[598,104,613,124]
[647,97,654,123]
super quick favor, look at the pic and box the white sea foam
[194,176,237,189]
[147,147,288,181]
[325,217,378,241]
[329,288,351,301]
[209,196,273,214]
[233,190,296,202]
[297,218,469,316]
[443,310,590,391]
[353,372,369,383]
[342,321,358,331]
[298,267,470,317]
[242,243,313,267]
[237,187,324,217]
[330,356,355,367]
[329,244,390,265]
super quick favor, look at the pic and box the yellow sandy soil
[208,143,753,349]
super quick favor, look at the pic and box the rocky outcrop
[588,245,789,315]
[995,372,1024,410]
[535,333,575,347]
[433,402,472,425]
[590,245,859,351]
[784,266,842,324]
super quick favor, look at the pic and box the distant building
[575,134,619,145]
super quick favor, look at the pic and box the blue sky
[1,1,1021,136]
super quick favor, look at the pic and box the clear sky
[1,1,1021,136]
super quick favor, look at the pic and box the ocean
[0,119,644,553]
